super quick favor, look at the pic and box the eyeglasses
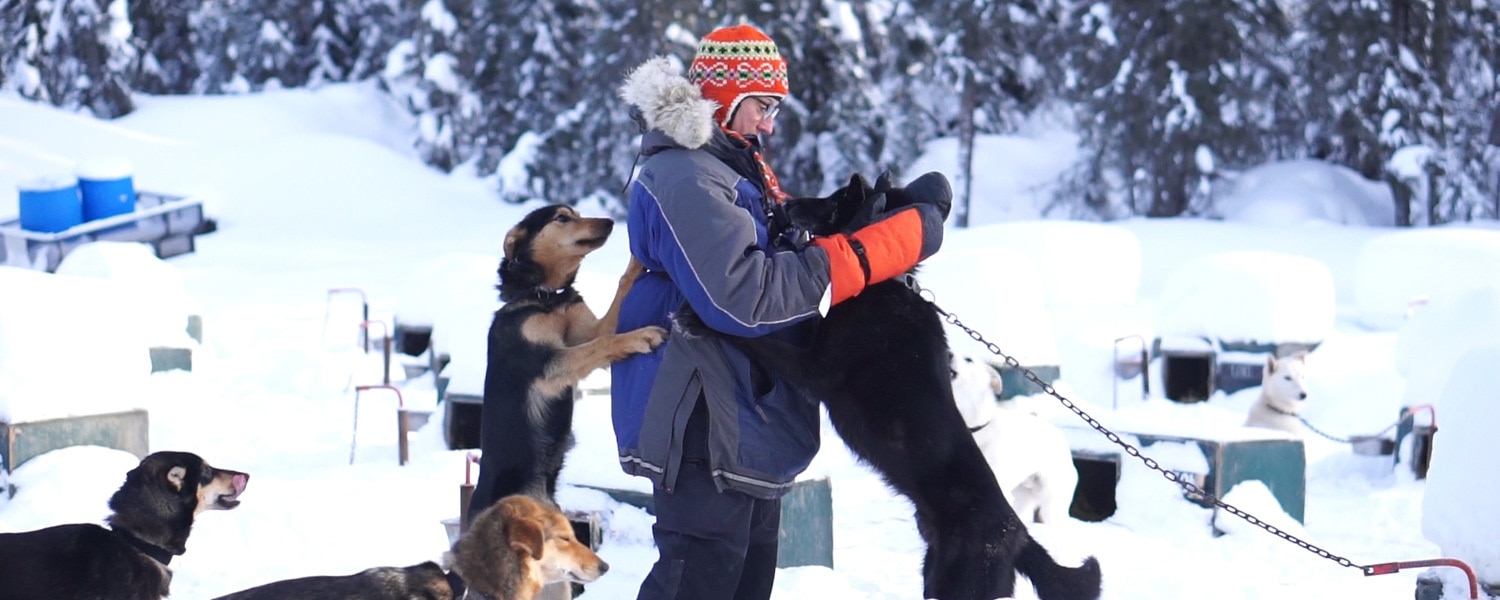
[753,97,781,121]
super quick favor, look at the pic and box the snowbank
[1394,286,1500,409]
[0,267,157,422]
[1422,342,1500,584]
[920,246,1058,365]
[1155,250,1335,344]
[1355,228,1500,330]
[945,220,1140,310]
[1215,159,1393,227]
[54,241,199,338]
[905,128,1079,222]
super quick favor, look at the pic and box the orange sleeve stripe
[812,235,865,305]
[851,208,921,283]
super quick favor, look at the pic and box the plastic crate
[0,191,206,272]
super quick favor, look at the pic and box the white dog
[1243,351,1309,436]
[950,353,1079,523]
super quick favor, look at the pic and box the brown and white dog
[449,494,608,600]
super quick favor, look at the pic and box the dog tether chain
[901,277,1364,573]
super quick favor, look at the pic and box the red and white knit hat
[687,24,790,127]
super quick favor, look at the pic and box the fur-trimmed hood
[618,56,717,150]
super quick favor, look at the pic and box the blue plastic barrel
[77,158,137,222]
[17,175,83,233]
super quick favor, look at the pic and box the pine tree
[1058,0,1292,218]
[9,0,136,117]
[381,0,481,171]
[918,0,1055,226]
[127,0,198,95]
[509,0,673,209]
[1298,0,1388,179]
[1,0,29,92]
[187,0,254,94]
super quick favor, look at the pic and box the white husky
[1243,351,1310,436]
[950,354,1079,523]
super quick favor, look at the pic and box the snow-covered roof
[1394,286,1500,408]
[1355,228,1500,330]
[920,245,1058,364]
[1155,250,1335,344]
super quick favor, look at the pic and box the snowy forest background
[3,0,1498,226]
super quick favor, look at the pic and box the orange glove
[812,203,945,305]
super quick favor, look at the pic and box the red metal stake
[1364,558,1479,599]
[460,452,481,533]
[353,384,410,466]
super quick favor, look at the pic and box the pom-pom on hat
[687,24,790,127]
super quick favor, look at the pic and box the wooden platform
[1,408,149,473]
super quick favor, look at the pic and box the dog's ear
[874,171,895,193]
[846,173,870,195]
[502,227,525,259]
[1265,355,1278,375]
[987,365,1004,397]
[507,517,546,559]
[166,465,187,491]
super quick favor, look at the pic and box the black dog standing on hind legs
[468,205,667,523]
[676,172,1102,600]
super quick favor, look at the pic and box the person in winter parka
[612,23,945,600]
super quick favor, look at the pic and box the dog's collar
[445,570,467,598]
[113,528,175,566]
[967,419,992,434]
[501,286,582,311]
[1265,404,1300,417]
[461,588,499,600]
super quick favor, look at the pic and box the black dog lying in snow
[676,172,1101,600]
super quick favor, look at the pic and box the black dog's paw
[670,305,712,340]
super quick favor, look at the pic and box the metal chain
[1268,406,1414,446]
[913,282,1366,573]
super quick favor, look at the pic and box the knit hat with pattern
[687,24,789,127]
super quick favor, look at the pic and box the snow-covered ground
[1,84,1498,599]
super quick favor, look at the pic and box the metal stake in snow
[905,278,1482,600]
[351,384,421,467]
[359,319,392,385]
[460,452,481,533]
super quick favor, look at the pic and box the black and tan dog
[211,562,456,600]
[0,451,249,600]
[467,205,668,520]
[677,173,1101,600]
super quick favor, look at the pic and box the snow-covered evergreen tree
[1297,0,1387,179]
[9,0,136,117]
[511,0,670,209]
[919,0,1054,226]
[186,0,252,94]
[381,0,480,172]
[127,0,198,95]
[1058,0,1292,218]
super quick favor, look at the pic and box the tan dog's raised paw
[629,325,669,352]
